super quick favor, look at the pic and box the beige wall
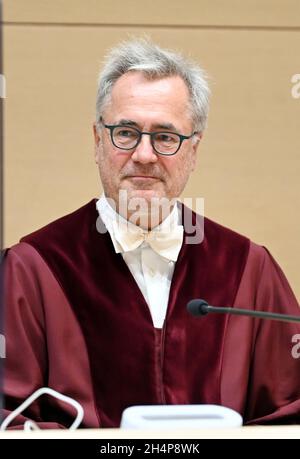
[2,0,300,300]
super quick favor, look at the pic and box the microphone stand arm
[202,305,300,324]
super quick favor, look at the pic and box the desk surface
[0,426,299,439]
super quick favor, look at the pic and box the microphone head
[187,299,209,317]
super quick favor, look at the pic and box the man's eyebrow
[117,119,178,131]
[153,122,177,131]
[117,119,138,127]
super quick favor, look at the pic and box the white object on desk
[120,404,243,429]
[0,387,84,431]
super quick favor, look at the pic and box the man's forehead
[104,72,191,125]
[100,72,193,132]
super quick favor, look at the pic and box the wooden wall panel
[2,3,300,299]
[3,0,300,27]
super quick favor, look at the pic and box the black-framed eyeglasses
[99,119,197,156]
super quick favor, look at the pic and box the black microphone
[187,299,300,324]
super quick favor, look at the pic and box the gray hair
[96,39,210,132]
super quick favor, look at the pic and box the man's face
[93,72,201,216]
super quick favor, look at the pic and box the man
[2,39,300,429]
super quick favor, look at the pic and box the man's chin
[128,189,162,201]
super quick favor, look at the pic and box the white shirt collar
[96,194,182,258]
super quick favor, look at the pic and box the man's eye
[161,134,171,141]
[156,133,177,143]
[118,129,134,138]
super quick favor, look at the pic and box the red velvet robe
[2,199,300,428]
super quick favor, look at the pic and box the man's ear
[93,122,101,145]
[190,132,202,171]
[93,122,101,164]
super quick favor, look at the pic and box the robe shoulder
[236,241,299,311]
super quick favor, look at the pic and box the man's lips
[125,175,160,180]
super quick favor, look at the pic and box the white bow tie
[112,219,184,262]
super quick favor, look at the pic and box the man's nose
[131,134,158,164]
